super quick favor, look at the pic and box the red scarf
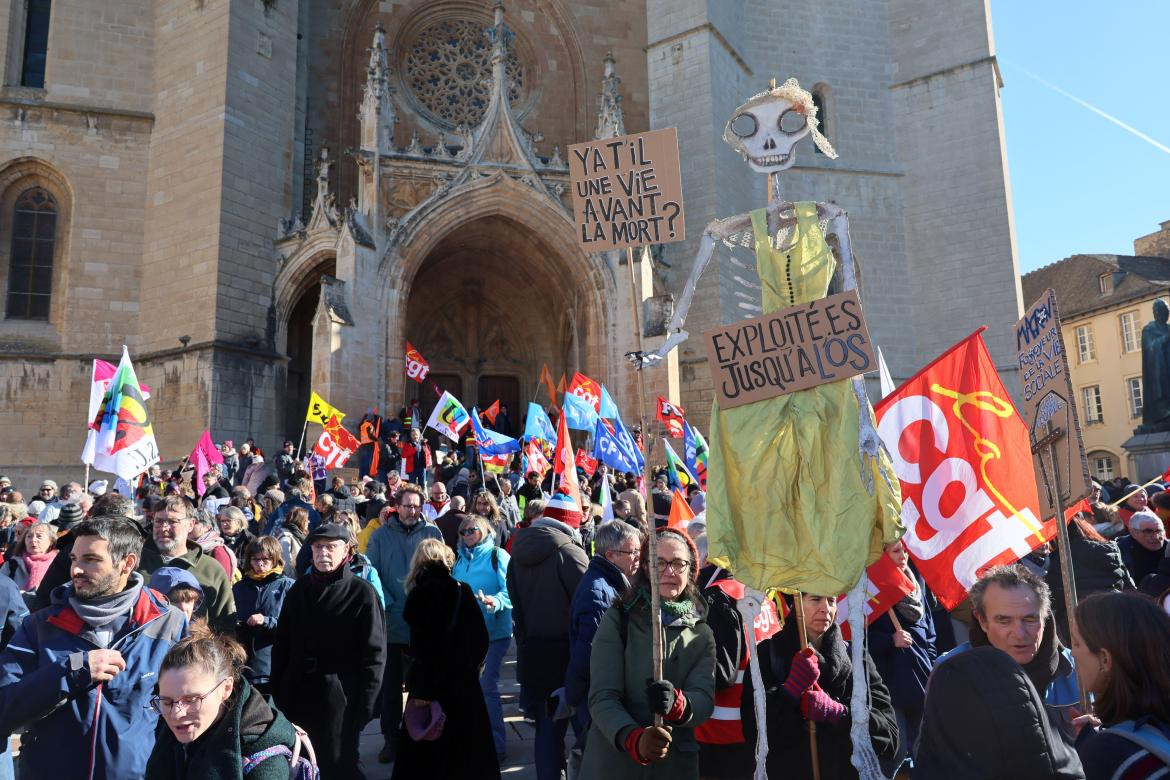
[22,550,57,591]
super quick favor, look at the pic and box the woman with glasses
[231,536,293,695]
[451,514,513,763]
[579,527,715,779]
[146,620,301,778]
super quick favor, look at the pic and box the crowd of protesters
[0,426,1164,780]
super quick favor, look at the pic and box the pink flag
[189,429,223,498]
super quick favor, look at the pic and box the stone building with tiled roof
[1022,234,1170,481]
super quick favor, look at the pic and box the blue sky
[990,1,1170,273]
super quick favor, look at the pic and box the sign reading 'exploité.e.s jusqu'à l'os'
[704,291,876,409]
[568,128,685,251]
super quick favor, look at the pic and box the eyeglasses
[1136,528,1165,536]
[459,528,482,537]
[656,558,691,575]
[153,518,187,528]
[149,678,227,715]
[611,548,639,558]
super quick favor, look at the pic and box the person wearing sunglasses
[451,514,513,764]
[146,621,302,778]
[579,527,715,779]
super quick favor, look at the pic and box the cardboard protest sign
[704,290,875,410]
[1016,289,1092,520]
[569,128,685,251]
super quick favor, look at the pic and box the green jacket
[139,539,237,636]
[581,599,715,779]
[145,682,298,779]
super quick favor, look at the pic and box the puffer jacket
[145,681,298,779]
[941,613,1081,741]
[365,517,442,643]
[915,646,1084,779]
[0,580,187,779]
[505,518,588,698]
[1046,521,1134,643]
[232,571,294,685]
[564,554,626,711]
[452,538,513,641]
[580,596,716,779]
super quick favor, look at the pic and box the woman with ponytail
[232,536,293,694]
[146,621,300,779]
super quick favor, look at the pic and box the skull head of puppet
[723,78,836,173]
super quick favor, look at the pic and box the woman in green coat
[580,527,716,779]
[146,622,302,779]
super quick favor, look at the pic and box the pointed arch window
[7,187,56,320]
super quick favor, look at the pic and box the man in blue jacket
[364,482,442,764]
[562,521,642,758]
[0,516,188,779]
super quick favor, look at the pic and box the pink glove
[783,647,820,699]
[800,686,846,724]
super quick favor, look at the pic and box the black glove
[645,679,676,717]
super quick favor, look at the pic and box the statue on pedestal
[1139,298,1170,433]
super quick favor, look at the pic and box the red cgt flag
[575,448,598,478]
[874,329,1050,610]
[405,342,430,383]
[836,552,917,639]
[568,372,603,413]
[483,400,501,425]
[313,415,359,469]
[656,396,686,439]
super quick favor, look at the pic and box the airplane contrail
[1006,62,1170,156]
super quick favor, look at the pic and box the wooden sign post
[1015,288,1092,713]
[569,127,687,710]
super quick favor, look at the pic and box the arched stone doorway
[402,213,602,437]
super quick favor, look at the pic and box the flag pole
[625,244,664,707]
[1033,425,1091,714]
[793,593,822,780]
[295,420,308,460]
[1107,475,1164,508]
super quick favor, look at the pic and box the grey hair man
[1119,509,1166,585]
[938,563,1080,740]
[562,520,645,751]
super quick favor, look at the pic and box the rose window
[403,19,526,128]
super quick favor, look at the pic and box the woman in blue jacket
[867,540,937,776]
[452,513,512,762]
[232,536,294,694]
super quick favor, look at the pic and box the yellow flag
[306,391,344,425]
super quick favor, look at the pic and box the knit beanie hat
[56,502,85,531]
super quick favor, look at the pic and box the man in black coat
[272,523,386,779]
[506,516,588,780]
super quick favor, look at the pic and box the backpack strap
[242,744,292,775]
[1106,720,1170,767]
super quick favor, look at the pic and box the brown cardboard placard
[568,128,685,251]
[703,290,875,409]
[1016,288,1092,519]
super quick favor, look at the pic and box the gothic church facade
[0,0,1022,482]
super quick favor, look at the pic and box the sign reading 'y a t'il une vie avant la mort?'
[568,128,685,251]
[704,291,876,409]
